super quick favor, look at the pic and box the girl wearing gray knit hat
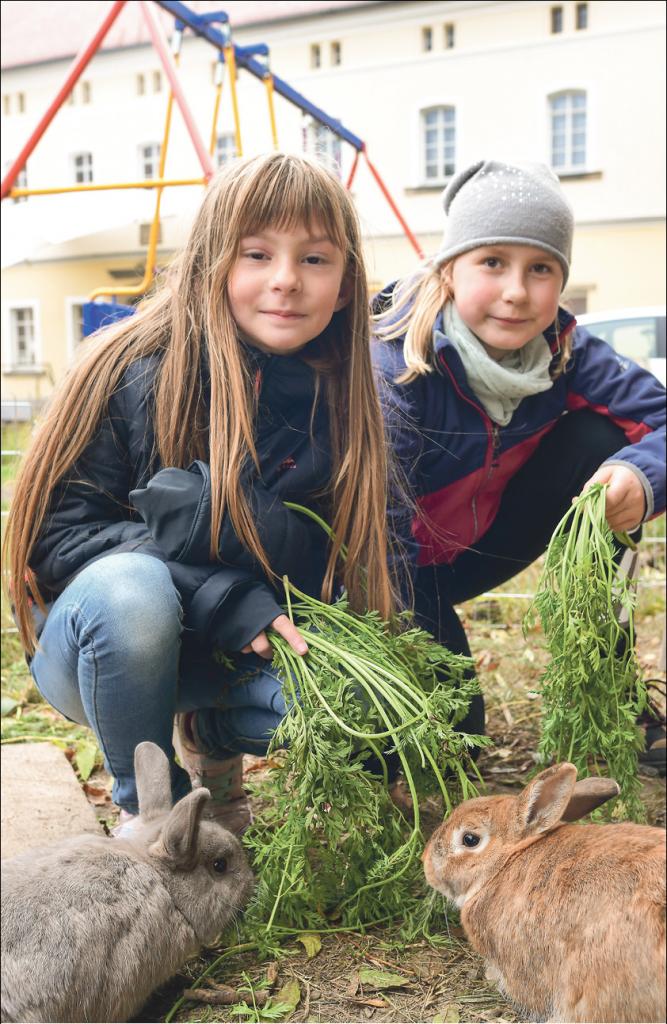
[374,158,666,770]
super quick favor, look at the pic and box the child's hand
[581,465,645,532]
[241,614,309,660]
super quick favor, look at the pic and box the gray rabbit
[1,741,255,1023]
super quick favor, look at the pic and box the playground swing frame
[1,0,423,316]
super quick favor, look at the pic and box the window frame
[2,300,42,371]
[72,151,94,184]
[444,23,455,49]
[550,6,564,33]
[310,43,321,69]
[65,295,89,359]
[419,104,456,186]
[139,142,161,180]
[302,118,342,178]
[421,26,433,52]
[548,89,587,173]
[576,3,588,30]
[215,132,237,168]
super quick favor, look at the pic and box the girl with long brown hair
[5,153,407,834]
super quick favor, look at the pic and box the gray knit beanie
[434,159,574,287]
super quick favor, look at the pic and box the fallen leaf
[432,1003,461,1023]
[74,741,97,781]
[346,973,359,997]
[355,997,388,1008]
[275,979,300,1015]
[266,961,279,988]
[495,747,513,760]
[357,967,410,990]
[1,697,19,717]
[83,783,111,805]
[296,932,321,958]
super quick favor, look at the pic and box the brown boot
[173,712,253,835]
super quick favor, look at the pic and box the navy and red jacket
[374,306,666,567]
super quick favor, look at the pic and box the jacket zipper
[438,352,497,543]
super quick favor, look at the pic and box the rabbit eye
[462,832,480,848]
[213,857,228,874]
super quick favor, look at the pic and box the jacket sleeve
[129,460,328,596]
[29,403,284,652]
[565,328,666,519]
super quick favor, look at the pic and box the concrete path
[1,742,103,859]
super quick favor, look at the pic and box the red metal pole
[1,1,127,200]
[139,1,215,181]
[345,149,360,191]
[362,147,424,259]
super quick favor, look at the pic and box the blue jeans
[30,553,289,813]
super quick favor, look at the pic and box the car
[575,306,666,386]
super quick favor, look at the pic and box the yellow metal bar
[224,44,243,157]
[91,48,180,300]
[209,60,225,157]
[264,74,278,150]
[10,179,206,197]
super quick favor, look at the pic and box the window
[72,152,93,184]
[140,143,161,179]
[139,222,162,245]
[152,70,162,93]
[81,80,91,104]
[444,23,455,48]
[137,73,146,96]
[310,44,321,69]
[303,119,342,177]
[330,41,342,65]
[551,6,563,33]
[3,95,10,116]
[215,133,236,168]
[69,302,85,351]
[422,27,433,52]
[421,106,456,182]
[17,92,25,113]
[549,91,586,171]
[576,3,588,29]
[9,307,37,367]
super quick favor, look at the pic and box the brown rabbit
[423,763,666,1023]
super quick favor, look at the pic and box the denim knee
[64,553,183,664]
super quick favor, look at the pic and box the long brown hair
[6,153,399,656]
[375,262,573,383]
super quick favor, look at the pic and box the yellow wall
[1,255,169,402]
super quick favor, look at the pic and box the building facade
[1,0,665,404]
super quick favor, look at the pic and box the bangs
[234,155,349,253]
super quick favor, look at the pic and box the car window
[584,317,658,361]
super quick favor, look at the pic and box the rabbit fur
[1,741,255,1024]
[423,762,666,1023]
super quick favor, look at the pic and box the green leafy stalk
[525,484,647,820]
[241,578,488,940]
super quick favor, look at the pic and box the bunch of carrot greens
[526,483,647,820]
[241,576,487,940]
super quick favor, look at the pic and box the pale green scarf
[443,302,554,426]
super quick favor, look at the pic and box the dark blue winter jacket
[30,345,339,652]
[374,306,666,566]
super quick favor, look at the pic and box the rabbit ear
[157,788,211,868]
[135,742,173,821]
[560,776,620,821]
[516,762,578,836]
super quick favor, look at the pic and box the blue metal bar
[154,0,364,150]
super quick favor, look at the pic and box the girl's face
[443,244,563,359]
[228,222,349,356]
